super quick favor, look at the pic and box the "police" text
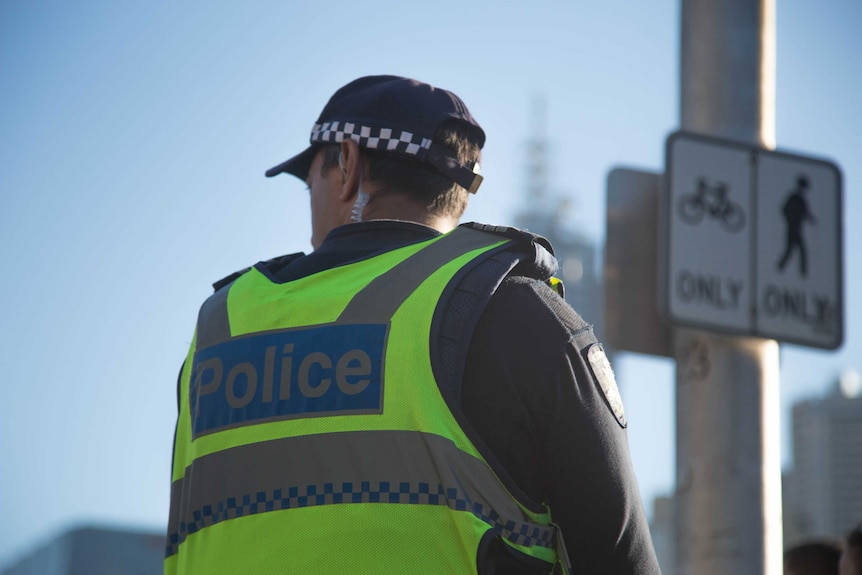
[190,323,386,436]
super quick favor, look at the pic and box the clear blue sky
[1,0,859,566]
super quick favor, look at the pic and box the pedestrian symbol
[777,175,816,277]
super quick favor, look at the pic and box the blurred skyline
[1,0,860,567]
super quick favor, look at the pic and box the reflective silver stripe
[337,227,504,324]
[196,285,232,350]
[166,430,555,557]
[193,227,503,351]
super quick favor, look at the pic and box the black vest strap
[432,249,522,405]
[432,223,560,405]
[430,224,570,574]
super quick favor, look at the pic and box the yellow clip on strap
[548,277,565,299]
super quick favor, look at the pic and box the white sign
[663,131,843,349]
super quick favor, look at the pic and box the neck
[358,191,458,234]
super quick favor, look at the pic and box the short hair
[363,119,483,219]
[318,145,341,177]
[315,120,482,220]
[784,541,842,575]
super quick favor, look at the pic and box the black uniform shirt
[204,220,662,575]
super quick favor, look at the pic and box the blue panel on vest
[190,323,386,437]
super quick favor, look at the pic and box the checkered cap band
[311,121,432,158]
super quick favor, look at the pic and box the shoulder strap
[464,222,558,281]
[431,223,561,405]
[337,226,506,324]
[199,252,306,350]
[211,252,306,292]
[432,250,521,405]
[431,226,574,574]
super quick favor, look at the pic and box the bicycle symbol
[677,177,746,233]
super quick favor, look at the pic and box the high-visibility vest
[165,225,570,575]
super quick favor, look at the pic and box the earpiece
[338,152,347,177]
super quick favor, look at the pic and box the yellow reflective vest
[166,225,570,574]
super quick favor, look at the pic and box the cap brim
[265,145,318,179]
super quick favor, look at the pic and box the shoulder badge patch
[587,344,627,428]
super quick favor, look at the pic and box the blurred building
[650,367,861,561]
[783,368,862,546]
[0,525,164,575]
[515,202,604,339]
[513,98,605,341]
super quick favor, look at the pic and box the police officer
[166,75,661,575]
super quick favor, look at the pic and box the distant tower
[783,368,862,545]
[514,96,605,341]
[525,95,549,203]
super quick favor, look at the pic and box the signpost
[601,2,846,573]
[664,131,843,349]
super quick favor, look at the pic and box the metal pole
[675,1,782,575]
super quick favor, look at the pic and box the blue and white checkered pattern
[311,121,433,157]
[166,480,555,556]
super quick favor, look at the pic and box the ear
[338,139,362,203]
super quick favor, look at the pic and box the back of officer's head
[266,75,486,220]
[841,524,862,575]
[784,541,842,575]
[359,119,482,218]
